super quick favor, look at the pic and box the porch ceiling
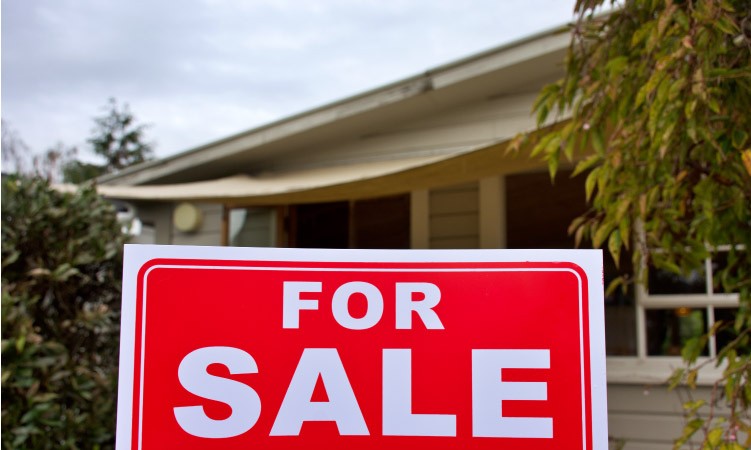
[58,137,556,206]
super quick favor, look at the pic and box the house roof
[61,135,557,205]
[98,24,571,191]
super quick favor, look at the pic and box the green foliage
[521,0,751,447]
[89,98,153,174]
[1,176,127,449]
[61,160,106,185]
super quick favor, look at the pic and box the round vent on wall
[173,202,203,233]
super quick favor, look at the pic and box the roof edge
[99,21,572,186]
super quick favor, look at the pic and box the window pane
[714,307,742,354]
[352,195,410,249]
[710,251,739,293]
[506,169,587,249]
[648,267,706,294]
[604,252,636,356]
[646,308,707,356]
[605,301,636,356]
[293,202,350,249]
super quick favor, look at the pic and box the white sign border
[116,245,607,450]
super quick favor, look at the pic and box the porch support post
[221,204,230,246]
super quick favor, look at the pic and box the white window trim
[606,356,726,386]
[635,255,740,359]
[606,222,742,383]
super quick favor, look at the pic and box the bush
[1,176,126,449]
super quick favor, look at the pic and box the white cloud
[1,0,576,161]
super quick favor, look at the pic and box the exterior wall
[131,201,173,245]
[479,176,505,249]
[608,384,726,449]
[230,207,276,247]
[413,181,728,449]
[129,189,730,449]
[131,201,224,246]
[171,203,223,246]
[428,181,480,249]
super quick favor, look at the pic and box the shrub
[1,176,126,449]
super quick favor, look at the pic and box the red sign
[116,247,607,449]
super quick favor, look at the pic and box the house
[93,25,737,449]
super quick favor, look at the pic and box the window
[637,248,741,358]
[506,170,638,356]
[288,195,410,249]
[505,170,742,361]
[229,207,276,247]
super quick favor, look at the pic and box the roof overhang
[98,26,571,187]
[59,124,575,206]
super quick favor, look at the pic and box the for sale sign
[116,246,608,449]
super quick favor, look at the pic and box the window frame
[606,226,742,383]
[635,252,741,359]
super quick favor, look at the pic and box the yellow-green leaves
[525,2,751,448]
[731,129,748,149]
[605,56,629,76]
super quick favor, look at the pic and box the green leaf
[714,14,739,35]
[572,154,601,177]
[591,129,605,155]
[547,150,559,180]
[15,335,26,353]
[681,337,705,364]
[668,368,685,391]
[732,128,748,149]
[707,427,723,447]
[605,276,625,296]
[707,97,721,114]
[631,22,653,48]
[605,56,629,76]
[530,134,556,158]
[592,223,613,248]
[585,167,600,201]
[685,369,697,389]
[608,229,622,264]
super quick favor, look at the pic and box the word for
[283,281,444,330]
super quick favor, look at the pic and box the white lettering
[282,281,321,328]
[174,346,261,438]
[331,282,383,330]
[382,349,456,436]
[395,283,444,329]
[471,349,552,438]
[270,348,369,436]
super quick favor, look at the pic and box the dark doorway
[290,195,410,249]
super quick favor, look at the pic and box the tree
[89,98,153,172]
[516,0,750,447]
[2,121,77,183]
[61,98,154,182]
[1,175,126,449]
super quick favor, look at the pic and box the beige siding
[607,384,737,449]
[479,176,505,248]
[230,207,276,247]
[429,182,479,249]
[129,224,156,245]
[131,201,173,245]
[171,203,223,246]
[410,190,429,249]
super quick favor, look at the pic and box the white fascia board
[99,76,433,186]
[430,30,570,90]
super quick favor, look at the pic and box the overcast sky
[2,0,576,164]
